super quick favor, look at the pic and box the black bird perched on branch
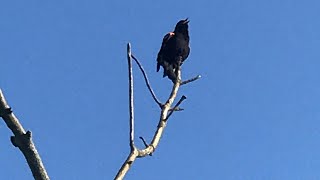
[156,18,190,83]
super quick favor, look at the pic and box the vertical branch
[127,43,135,149]
[0,89,49,180]
[114,43,139,180]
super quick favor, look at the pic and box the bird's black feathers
[156,18,190,83]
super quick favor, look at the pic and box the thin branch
[139,137,148,148]
[0,89,49,180]
[181,75,201,85]
[169,107,184,112]
[131,54,162,107]
[165,95,187,121]
[137,60,183,158]
[115,43,139,180]
[127,43,135,149]
[139,137,152,156]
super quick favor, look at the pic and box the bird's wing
[157,32,175,72]
[163,32,175,43]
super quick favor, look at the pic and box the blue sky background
[1,0,320,179]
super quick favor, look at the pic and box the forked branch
[115,43,199,179]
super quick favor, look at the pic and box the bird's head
[174,18,189,33]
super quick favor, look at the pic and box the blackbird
[156,18,190,83]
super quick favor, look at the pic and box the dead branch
[131,54,162,107]
[127,43,135,149]
[114,43,199,179]
[0,89,49,180]
[181,75,201,85]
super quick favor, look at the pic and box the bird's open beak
[184,18,190,24]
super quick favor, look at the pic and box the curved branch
[0,89,49,180]
[131,54,162,107]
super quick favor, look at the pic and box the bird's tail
[157,63,160,72]
[163,65,177,83]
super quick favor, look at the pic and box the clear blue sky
[1,0,320,179]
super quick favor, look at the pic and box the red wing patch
[163,32,175,43]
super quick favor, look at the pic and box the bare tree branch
[0,89,49,180]
[131,54,162,107]
[115,43,195,179]
[138,137,148,148]
[181,75,201,85]
[135,65,182,158]
[166,95,187,120]
[115,149,138,179]
[127,43,135,149]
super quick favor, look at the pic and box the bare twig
[169,107,184,112]
[127,43,135,149]
[131,54,162,107]
[181,75,201,85]
[139,136,148,147]
[166,95,187,121]
[0,89,49,180]
[139,137,152,156]
[139,137,148,148]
